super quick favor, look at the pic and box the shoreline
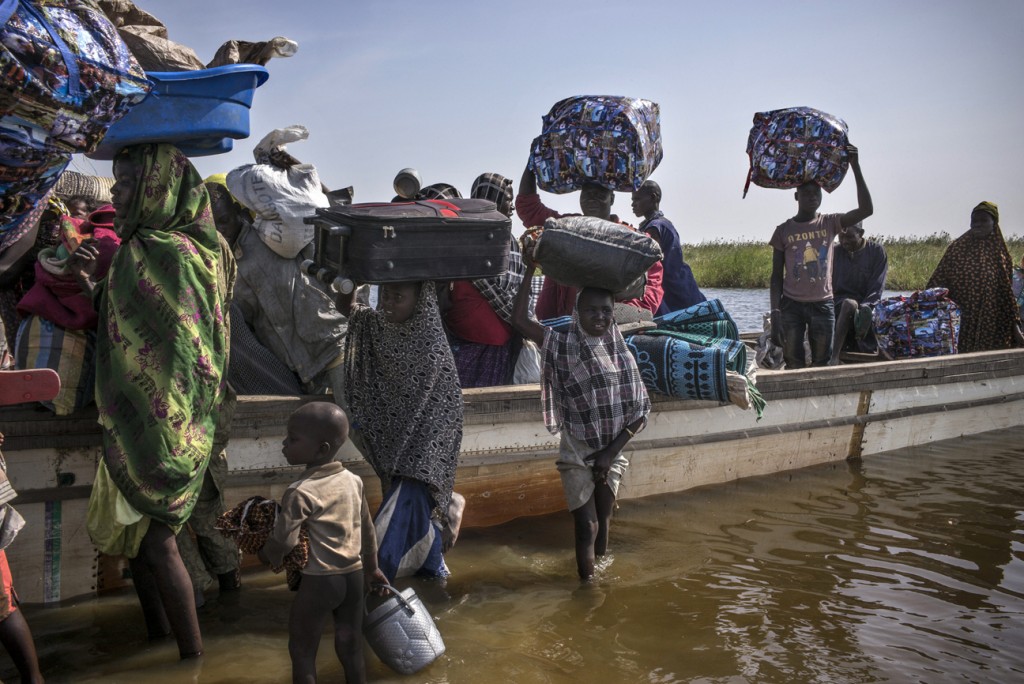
[685,233,1024,290]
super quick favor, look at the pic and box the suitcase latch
[382,225,396,239]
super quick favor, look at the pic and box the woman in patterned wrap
[339,281,464,582]
[69,143,227,659]
[512,237,651,581]
[927,201,1024,353]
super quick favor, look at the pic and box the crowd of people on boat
[0,125,1022,680]
[1,133,1024,680]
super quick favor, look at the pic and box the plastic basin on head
[88,64,270,159]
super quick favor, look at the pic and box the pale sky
[71,0,1024,241]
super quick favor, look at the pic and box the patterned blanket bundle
[14,314,95,415]
[529,95,662,194]
[546,300,758,409]
[626,299,748,404]
[744,106,849,197]
[873,288,961,360]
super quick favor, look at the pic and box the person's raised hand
[521,235,538,271]
[846,144,860,167]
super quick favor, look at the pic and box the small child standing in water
[511,239,651,581]
[259,402,387,684]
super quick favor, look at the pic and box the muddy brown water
[3,427,1023,683]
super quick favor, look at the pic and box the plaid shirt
[540,317,650,450]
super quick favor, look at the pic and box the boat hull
[2,349,1023,604]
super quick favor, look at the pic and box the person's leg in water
[190,461,242,592]
[592,481,616,559]
[330,571,366,684]
[131,522,203,658]
[442,492,466,553]
[0,548,42,682]
[571,497,600,581]
[288,574,339,684]
[0,609,43,683]
[128,554,170,638]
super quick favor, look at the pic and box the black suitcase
[303,199,512,291]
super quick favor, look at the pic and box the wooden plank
[4,349,1024,450]
[621,425,854,500]
[756,350,1024,396]
[456,461,564,527]
[4,446,98,493]
[869,376,1024,413]
[6,498,99,604]
[846,390,873,459]
[860,399,1024,456]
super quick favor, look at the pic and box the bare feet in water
[442,492,465,553]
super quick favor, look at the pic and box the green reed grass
[685,234,1024,290]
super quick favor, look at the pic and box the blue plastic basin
[88,64,270,159]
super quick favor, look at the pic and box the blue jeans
[779,297,834,369]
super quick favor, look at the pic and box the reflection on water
[6,428,1024,683]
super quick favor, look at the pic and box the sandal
[0,369,61,406]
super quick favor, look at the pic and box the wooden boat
[2,348,1024,604]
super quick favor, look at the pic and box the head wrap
[470,173,514,217]
[93,143,227,537]
[468,171,523,320]
[973,201,999,225]
[418,183,462,201]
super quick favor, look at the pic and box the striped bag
[14,315,95,415]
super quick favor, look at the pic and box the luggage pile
[873,288,961,360]
[533,216,663,300]
[744,106,849,197]
[529,95,663,194]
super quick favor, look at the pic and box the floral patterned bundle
[873,288,961,360]
[529,95,662,194]
[0,0,150,247]
[744,107,849,197]
[0,0,151,154]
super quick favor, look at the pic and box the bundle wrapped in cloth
[873,288,961,360]
[529,95,663,194]
[0,0,151,154]
[216,495,309,590]
[626,299,764,415]
[744,106,849,197]
[533,216,662,300]
[227,125,330,258]
[0,0,149,249]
